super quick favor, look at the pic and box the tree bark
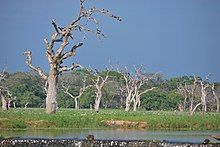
[1,95,7,110]
[93,73,108,112]
[46,70,58,114]
[94,91,102,112]
[125,90,133,112]
[200,81,208,114]
[74,98,79,109]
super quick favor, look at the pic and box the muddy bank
[1,137,219,147]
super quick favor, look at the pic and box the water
[0,129,219,143]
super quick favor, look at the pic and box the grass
[0,108,220,130]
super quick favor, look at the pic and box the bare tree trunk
[93,72,109,112]
[13,101,16,109]
[216,97,220,113]
[200,81,208,114]
[125,91,133,112]
[94,90,102,112]
[133,101,138,111]
[125,102,131,112]
[74,98,79,109]
[1,96,7,110]
[46,71,58,114]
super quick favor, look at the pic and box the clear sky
[0,0,220,81]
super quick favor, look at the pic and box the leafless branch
[61,43,83,60]
[24,50,48,80]
[59,63,82,73]
[139,87,156,96]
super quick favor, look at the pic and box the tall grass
[0,108,219,130]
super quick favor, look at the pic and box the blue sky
[0,0,220,81]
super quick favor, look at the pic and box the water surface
[0,129,219,143]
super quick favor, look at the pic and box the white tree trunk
[13,101,16,109]
[74,98,79,109]
[125,91,132,112]
[46,70,58,114]
[133,101,138,111]
[94,90,102,112]
[1,96,7,110]
[216,98,220,113]
[201,86,207,114]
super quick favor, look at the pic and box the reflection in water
[0,129,219,143]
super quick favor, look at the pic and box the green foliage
[141,90,182,111]
[57,91,75,108]
[1,72,45,108]
[79,88,95,108]
[18,91,43,108]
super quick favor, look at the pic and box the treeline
[0,69,220,113]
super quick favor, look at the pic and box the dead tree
[177,83,189,112]
[199,76,210,114]
[132,86,155,111]
[62,77,91,109]
[131,67,156,111]
[93,70,109,112]
[212,84,219,112]
[177,75,202,115]
[24,0,121,114]
[120,66,156,112]
[0,87,14,110]
[121,70,135,112]
[187,76,201,115]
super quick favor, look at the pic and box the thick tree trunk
[1,96,7,110]
[133,101,138,111]
[94,91,102,112]
[201,97,207,114]
[125,103,130,112]
[46,70,58,114]
[133,95,141,111]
